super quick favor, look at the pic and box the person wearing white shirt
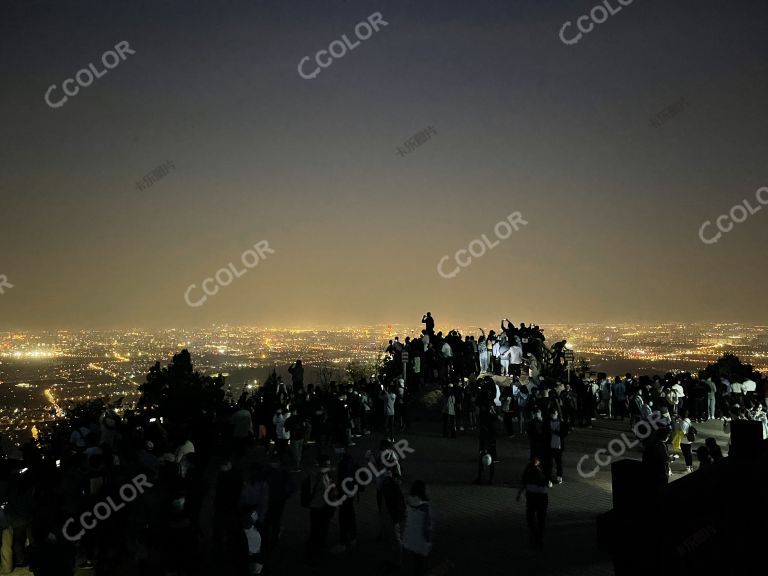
[751,405,768,439]
[509,343,523,376]
[478,336,490,373]
[672,381,686,413]
[273,408,291,462]
[599,377,612,418]
[493,381,502,408]
[705,378,717,420]
[174,437,195,478]
[679,413,694,472]
[499,339,511,376]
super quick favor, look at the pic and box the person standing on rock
[422,312,435,336]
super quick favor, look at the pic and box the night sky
[1,0,767,329]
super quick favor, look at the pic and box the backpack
[300,475,315,508]
[686,425,697,443]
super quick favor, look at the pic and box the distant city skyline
[3,320,768,333]
[3,321,766,447]
[3,318,768,331]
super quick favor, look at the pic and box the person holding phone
[421,313,435,336]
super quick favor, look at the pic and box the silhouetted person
[705,437,724,461]
[474,403,498,484]
[642,427,671,491]
[422,313,435,335]
[544,407,567,484]
[288,359,304,392]
[516,456,548,547]
[695,446,713,469]
[304,455,334,566]
[527,409,548,463]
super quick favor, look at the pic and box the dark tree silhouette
[65,398,109,425]
[700,352,762,383]
[138,349,226,425]
[346,360,375,383]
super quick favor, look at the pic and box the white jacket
[402,496,432,556]
[273,411,291,440]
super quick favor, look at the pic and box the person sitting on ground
[705,437,724,461]
[695,446,713,470]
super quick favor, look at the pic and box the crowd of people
[383,313,560,387]
[0,314,765,575]
[0,341,437,576]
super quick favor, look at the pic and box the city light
[1,323,766,447]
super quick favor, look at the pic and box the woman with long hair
[478,334,489,373]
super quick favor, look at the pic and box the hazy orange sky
[2,0,768,329]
